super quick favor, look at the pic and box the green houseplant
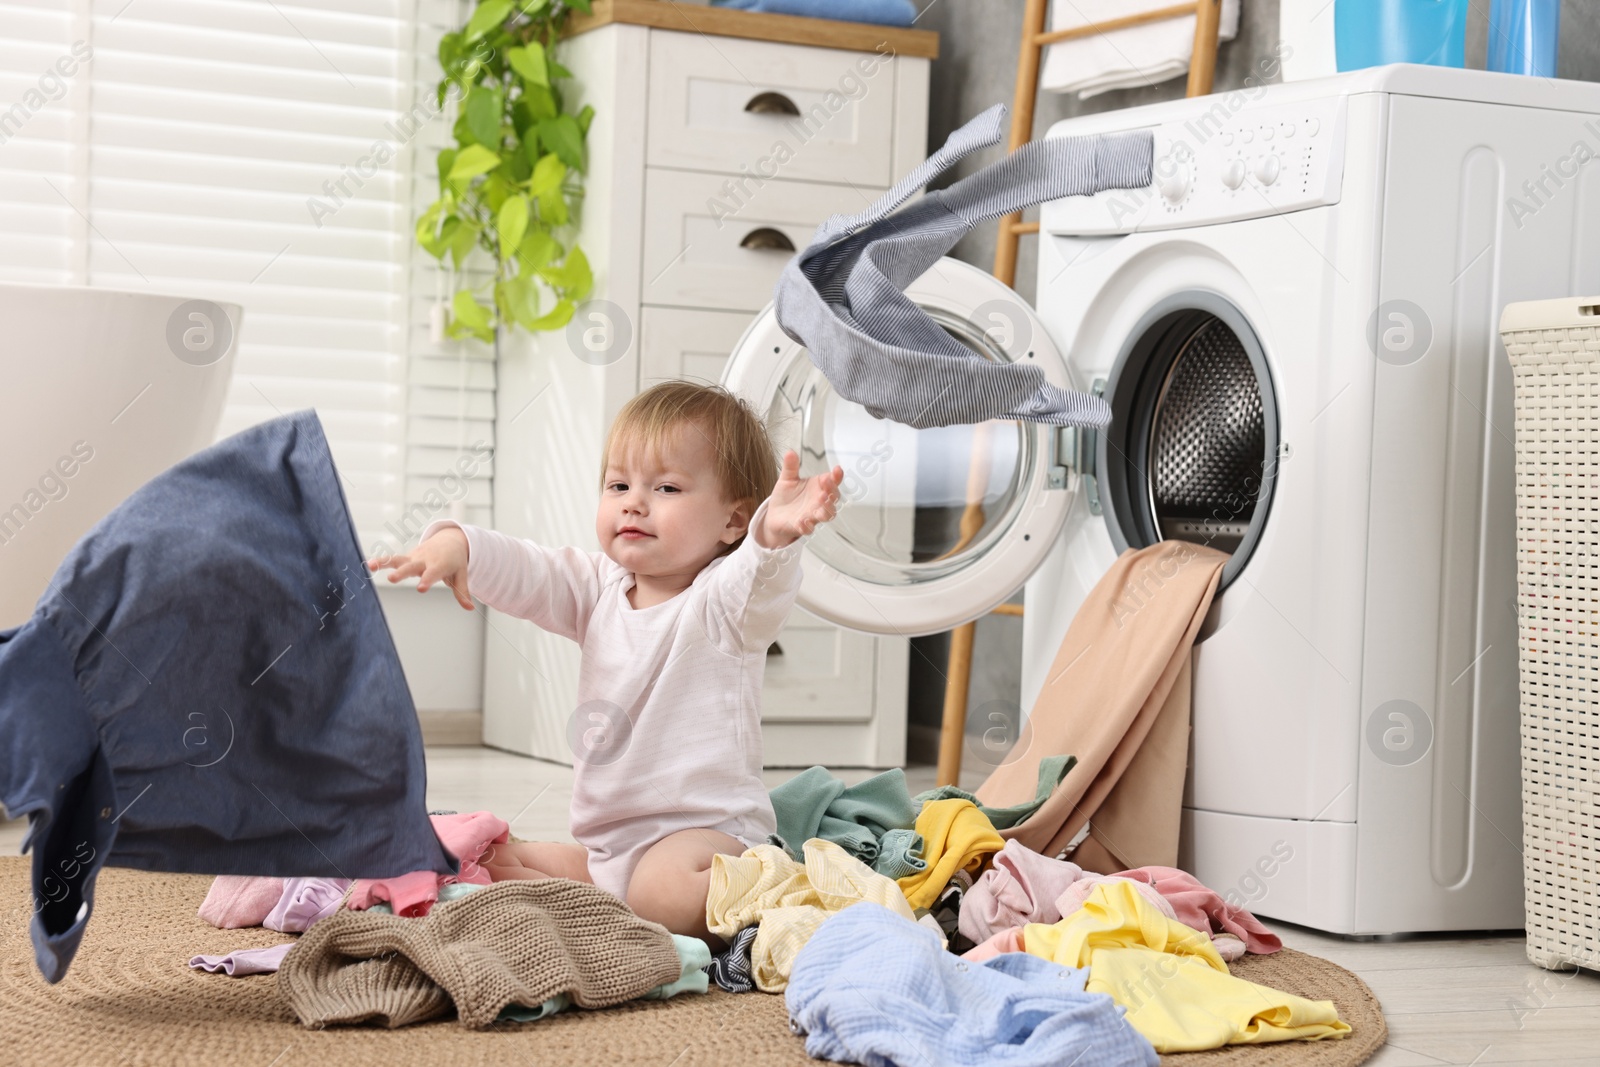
[418,0,596,343]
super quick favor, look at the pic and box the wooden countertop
[562,0,939,59]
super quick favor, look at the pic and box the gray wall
[902,0,1600,758]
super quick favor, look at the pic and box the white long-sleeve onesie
[419,497,805,902]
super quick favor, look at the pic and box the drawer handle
[745,91,800,116]
[740,227,796,252]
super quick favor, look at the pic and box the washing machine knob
[1253,154,1281,186]
[1158,165,1190,204]
[1222,158,1246,190]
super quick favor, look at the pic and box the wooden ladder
[936,0,1223,788]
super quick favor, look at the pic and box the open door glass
[721,257,1080,637]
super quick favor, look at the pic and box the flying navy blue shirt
[0,409,455,982]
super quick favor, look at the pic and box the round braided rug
[0,861,1385,1066]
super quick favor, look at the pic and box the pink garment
[1213,932,1246,962]
[1115,865,1282,954]
[347,811,510,918]
[1053,873,1177,921]
[263,877,350,933]
[957,839,1085,944]
[197,875,285,929]
[960,926,1026,962]
[189,943,294,976]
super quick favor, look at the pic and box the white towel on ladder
[1039,0,1241,99]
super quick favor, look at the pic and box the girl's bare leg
[482,839,593,883]
[624,827,748,953]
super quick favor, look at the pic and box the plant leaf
[576,104,594,137]
[515,0,551,16]
[446,218,481,269]
[518,229,560,273]
[506,44,547,86]
[566,0,593,15]
[529,151,566,195]
[496,196,530,261]
[521,83,557,122]
[496,275,540,330]
[536,244,590,297]
[547,57,572,80]
[464,0,513,42]
[436,148,458,189]
[465,87,502,148]
[446,144,500,184]
[528,297,574,331]
[450,289,495,342]
[415,200,445,257]
[537,114,585,172]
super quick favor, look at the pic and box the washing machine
[720,64,1600,935]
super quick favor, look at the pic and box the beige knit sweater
[277,878,684,1029]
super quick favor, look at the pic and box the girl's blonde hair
[601,381,778,556]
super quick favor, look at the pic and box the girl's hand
[366,527,474,610]
[758,450,844,547]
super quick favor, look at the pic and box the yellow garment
[1022,881,1351,1052]
[895,798,1004,910]
[706,838,916,992]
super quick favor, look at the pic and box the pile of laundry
[191,779,1351,1063]
[714,765,1350,1060]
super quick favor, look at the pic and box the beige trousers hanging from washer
[975,540,1229,873]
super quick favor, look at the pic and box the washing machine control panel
[1040,95,1347,235]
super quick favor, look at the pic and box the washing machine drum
[1099,298,1278,589]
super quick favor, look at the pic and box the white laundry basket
[1502,295,1600,973]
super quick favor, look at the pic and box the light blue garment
[710,0,915,27]
[497,933,710,1023]
[786,903,1158,1067]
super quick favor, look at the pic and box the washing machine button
[1280,121,1295,138]
[1260,125,1274,141]
[1305,117,1321,136]
[1253,155,1281,186]
[1222,158,1246,190]
[1159,169,1190,204]
[1240,128,1254,143]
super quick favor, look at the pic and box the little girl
[366,381,843,950]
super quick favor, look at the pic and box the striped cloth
[773,101,1154,430]
[704,838,917,992]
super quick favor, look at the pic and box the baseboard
[418,708,483,746]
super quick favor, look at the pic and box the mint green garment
[638,934,712,999]
[871,827,926,880]
[910,753,1076,830]
[496,934,710,1023]
[766,766,920,864]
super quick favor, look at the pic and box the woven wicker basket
[1503,295,1600,973]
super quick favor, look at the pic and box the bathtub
[0,284,240,628]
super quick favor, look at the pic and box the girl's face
[597,421,751,579]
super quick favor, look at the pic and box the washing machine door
[720,257,1082,638]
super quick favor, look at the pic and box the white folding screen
[0,0,494,555]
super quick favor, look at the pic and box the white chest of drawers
[484,3,937,768]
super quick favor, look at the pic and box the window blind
[0,0,496,556]
[0,0,88,285]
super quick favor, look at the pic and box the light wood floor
[4,745,1595,1065]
